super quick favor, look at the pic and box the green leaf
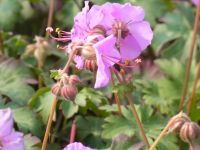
[75,88,108,116]
[135,0,174,26]
[0,58,34,105]
[76,116,108,149]
[142,58,197,114]
[152,2,196,60]
[50,70,60,79]
[189,92,200,121]
[102,114,135,139]
[0,0,21,30]
[61,101,79,119]
[29,89,54,124]
[3,35,28,58]
[24,134,41,150]
[13,107,44,137]
[75,92,87,107]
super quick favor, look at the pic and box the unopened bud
[51,83,61,96]
[180,122,200,143]
[69,75,80,85]
[61,85,77,100]
[168,113,190,134]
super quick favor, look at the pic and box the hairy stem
[179,1,200,111]
[110,69,122,116]
[187,63,200,115]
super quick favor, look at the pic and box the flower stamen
[46,27,71,42]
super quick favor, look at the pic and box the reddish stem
[69,120,76,144]
[47,0,55,27]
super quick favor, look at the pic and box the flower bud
[180,122,200,143]
[51,83,61,96]
[69,75,80,85]
[168,113,190,134]
[61,85,77,100]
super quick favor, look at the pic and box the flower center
[112,21,129,39]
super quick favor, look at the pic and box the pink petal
[0,108,13,138]
[94,35,120,66]
[94,58,111,89]
[94,35,121,88]
[128,21,153,50]
[63,142,93,150]
[120,34,142,60]
[2,132,24,150]
[88,5,104,29]
[74,56,84,69]
[101,3,145,25]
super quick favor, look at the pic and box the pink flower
[63,142,93,150]
[71,1,108,42]
[98,2,153,61]
[0,108,24,150]
[192,0,199,5]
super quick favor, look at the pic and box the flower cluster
[0,108,24,150]
[47,1,153,89]
[51,72,80,100]
[168,112,200,144]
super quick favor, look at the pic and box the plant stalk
[126,93,150,148]
[47,0,55,28]
[187,62,200,115]
[41,95,58,150]
[113,71,150,148]
[110,69,122,116]
[179,1,200,111]
[41,49,76,150]
[69,120,76,144]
